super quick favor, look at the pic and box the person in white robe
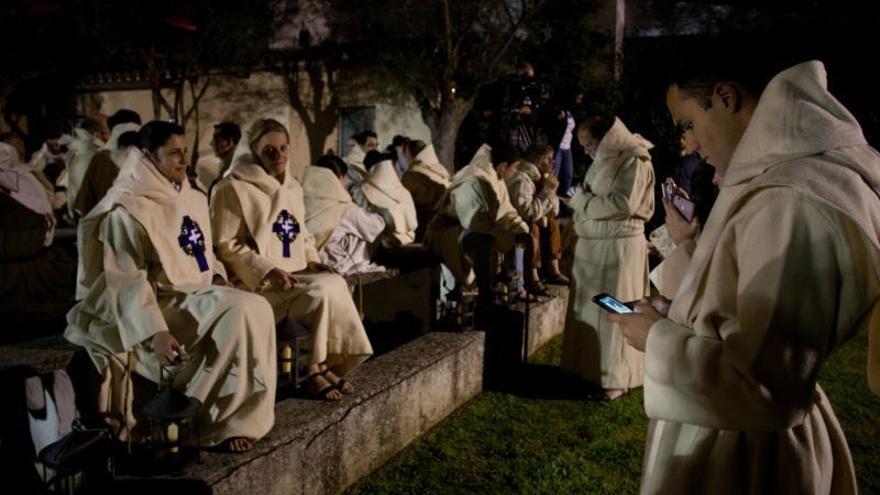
[609,60,880,495]
[400,141,450,241]
[1,141,76,319]
[211,119,373,401]
[64,118,107,219]
[65,121,276,453]
[343,130,377,191]
[304,154,386,275]
[75,109,142,217]
[353,152,418,247]
[560,116,655,401]
[424,142,529,303]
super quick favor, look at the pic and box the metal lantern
[37,424,112,495]
[493,275,520,307]
[142,369,200,474]
[436,289,476,331]
[276,317,310,387]
[495,244,526,307]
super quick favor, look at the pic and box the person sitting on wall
[424,141,530,306]
[211,118,373,401]
[353,150,418,248]
[66,121,277,453]
[303,154,386,275]
[400,140,451,242]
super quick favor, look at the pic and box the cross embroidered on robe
[178,215,209,271]
[272,209,300,258]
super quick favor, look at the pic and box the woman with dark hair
[66,120,277,453]
[560,115,655,401]
[211,119,373,401]
[303,153,386,274]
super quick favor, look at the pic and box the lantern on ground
[142,369,200,474]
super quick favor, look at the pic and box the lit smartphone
[591,293,634,314]
[663,178,696,222]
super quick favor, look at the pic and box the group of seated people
[18,105,579,454]
[6,59,880,495]
[60,119,373,453]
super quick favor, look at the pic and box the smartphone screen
[672,195,695,222]
[592,293,634,314]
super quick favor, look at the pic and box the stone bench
[113,331,485,494]
[344,245,442,354]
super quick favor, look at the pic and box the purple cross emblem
[177,215,209,272]
[272,209,300,258]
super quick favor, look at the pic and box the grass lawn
[346,331,880,494]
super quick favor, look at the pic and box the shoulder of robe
[211,176,240,198]
[183,187,208,203]
[732,186,838,232]
[105,203,144,233]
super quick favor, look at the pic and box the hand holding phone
[592,293,634,314]
[663,178,695,223]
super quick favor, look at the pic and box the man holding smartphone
[609,48,880,495]
[560,113,655,401]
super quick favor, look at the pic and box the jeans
[553,147,574,197]
[506,245,525,292]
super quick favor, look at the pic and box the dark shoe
[525,280,551,297]
[516,290,540,303]
[322,369,354,395]
[544,272,570,285]
[306,373,342,401]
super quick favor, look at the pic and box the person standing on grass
[560,113,655,402]
[609,51,880,494]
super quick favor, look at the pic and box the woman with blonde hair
[211,118,373,401]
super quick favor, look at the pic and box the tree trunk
[433,96,473,172]
[286,61,338,166]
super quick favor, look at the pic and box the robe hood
[409,144,451,187]
[103,122,141,166]
[303,165,354,249]
[725,61,877,189]
[594,117,654,165]
[213,129,316,285]
[361,160,418,244]
[77,149,215,298]
[515,160,542,182]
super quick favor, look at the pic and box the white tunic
[66,150,276,446]
[640,61,880,495]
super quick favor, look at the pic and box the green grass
[346,332,880,494]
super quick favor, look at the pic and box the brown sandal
[306,372,342,401]
[321,369,354,394]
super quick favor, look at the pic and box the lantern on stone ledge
[142,368,200,474]
[437,288,476,331]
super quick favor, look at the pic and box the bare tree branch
[485,0,548,78]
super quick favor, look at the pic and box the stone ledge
[517,285,569,357]
[170,331,484,494]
